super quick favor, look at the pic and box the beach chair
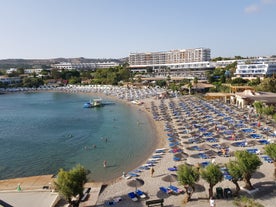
[262,155,273,163]
[168,166,177,171]
[159,186,172,194]
[168,185,184,194]
[136,189,147,199]
[258,140,270,145]
[198,153,209,159]
[128,192,138,201]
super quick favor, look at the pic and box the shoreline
[0,87,166,186]
[1,89,276,206]
[73,91,166,185]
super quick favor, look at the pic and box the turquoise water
[0,92,156,182]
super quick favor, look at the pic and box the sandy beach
[1,86,276,207]
[93,94,276,207]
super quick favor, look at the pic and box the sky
[0,0,275,59]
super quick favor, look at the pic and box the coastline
[1,89,276,206]
[76,91,166,185]
[0,88,166,186]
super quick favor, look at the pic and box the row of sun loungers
[159,185,184,195]
[128,189,147,201]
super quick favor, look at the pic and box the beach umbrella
[205,149,217,157]
[162,174,178,185]
[220,142,230,148]
[199,143,211,150]
[127,178,144,191]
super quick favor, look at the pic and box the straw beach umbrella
[127,178,144,191]
[162,174,178,185]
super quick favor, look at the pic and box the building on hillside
[0,76,21,85]
[129,48,213,80]
[52,62,119,71]
[24,68,43,74]
[6,68,17,74]
[235,61,276,79]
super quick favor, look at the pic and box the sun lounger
[105,197,122,206]
[258,140,270,145]
[198,153,209,159]
[173,156,181,161]
[127,172,139,177]
[159,186,172,194]
[262,155,273,163]
[136,189,146,198]
[201,161,210,168]
[206,138,218,143]
[234,141,246,147]
[250,134,262,139]
[247,148,260,154]
[168,185,184,194]
[168,166,177,171]
[128,192,138,201]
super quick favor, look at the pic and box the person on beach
[103,160,107,168]
[209,197,216,207]
[150,167,155,177]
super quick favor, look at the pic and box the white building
[52,62,119,70]
[129,48,213,79]
[24,68,43,74]
[235,61,276,78]
[6,68,17,74]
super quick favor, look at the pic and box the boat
[83,98,115,108]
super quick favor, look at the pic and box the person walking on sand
[103,160,107,168]
[150,167,155,177]
[209,197,216,207]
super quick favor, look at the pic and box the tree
[23,77,44,88]
[256,77,276,92]
[227,161,243,195]
[200,163,223,198]
[262,105,275,119]
[177,164,200,201]
[55,164,87,206]
[233,196,264,207]
[234,151,262,190]
[264,143,276,179]
[253,101,264,118]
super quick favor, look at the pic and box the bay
[0,92,156,182]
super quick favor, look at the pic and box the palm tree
[177,164,200,201]
[200,163,223,198]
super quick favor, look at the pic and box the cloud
[244,4,260,13]
[261,0,275,4]
[244,0,275,14]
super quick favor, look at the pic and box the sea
[0,92,156,182]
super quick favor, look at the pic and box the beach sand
[94,95,276,207]
[1,88,276,207]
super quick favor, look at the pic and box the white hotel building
[235,59,276,79]
[52,62,119,71]
[129,48,213,79]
